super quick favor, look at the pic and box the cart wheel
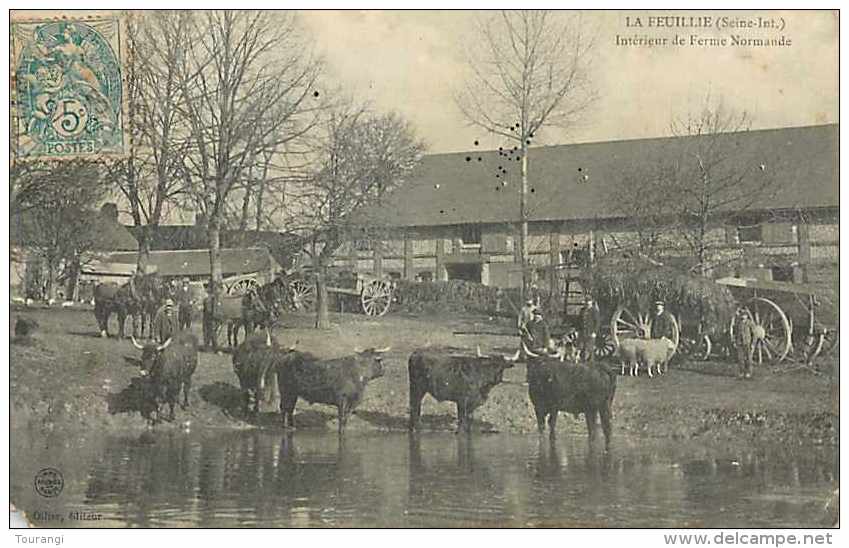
[611,305,680,356]
[804,327,839,363]
[227,278,259,296]
[361,280,392,316]
[594,331,616,359]
[734,297,792,365]
[678,334,713,361]
[288,279,315,311]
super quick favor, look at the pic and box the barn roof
[360,124,838,228]
[88,247,280,278]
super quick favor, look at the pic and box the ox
[408,346,518,434]
[275,347,389,434]
[94,274,163,339]
[131,331,199,423]
[232,330,292,415]
[524,343,617,450]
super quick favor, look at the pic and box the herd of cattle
[129,326,620,450]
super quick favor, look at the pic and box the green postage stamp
[11,16,127,159]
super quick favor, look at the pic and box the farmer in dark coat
[152,298,178,344]
[735,308,756,379]
[649,300,676,340]
[578,296,601,363]
[176,277,194,331]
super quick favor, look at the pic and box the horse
[93,273,162,338]
[206,278,288,349]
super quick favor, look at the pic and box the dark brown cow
[275,347,388,434]
[408,346,517,434]
[132,331,198,423]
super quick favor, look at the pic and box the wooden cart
[284,271,396,317]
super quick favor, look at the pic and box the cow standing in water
[408,346,518,434]
[275,347,388,434]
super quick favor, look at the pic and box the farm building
[339,124,838,293]
[81,247,281,296]
[10,204,139,301]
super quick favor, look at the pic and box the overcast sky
[300,10,838,153]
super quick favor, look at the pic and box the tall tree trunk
[519,142,529,299]
[208,218,223,295]
[315,269,330,329]
[45,257,57,303]
[137,224,152,274]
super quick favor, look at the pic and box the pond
[11,429,837,528]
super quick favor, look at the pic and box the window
[771,265,795,282]
[737,225,763,244]
[459,224,482,246]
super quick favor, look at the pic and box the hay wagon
[584,255,738,363]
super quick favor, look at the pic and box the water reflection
[18,429,835,528]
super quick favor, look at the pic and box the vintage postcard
[7,8,838,532]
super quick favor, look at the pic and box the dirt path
[10,306,838,447]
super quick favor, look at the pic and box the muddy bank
[10,307,838,447]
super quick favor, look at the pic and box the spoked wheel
[288,279,315,311]
[800,327,839,363]
[594,331,617,359]
[361,280,392,317]
[611,305,680,359]
[731,297,792,366]
[227,277,259,296]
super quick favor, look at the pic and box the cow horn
[157,338,172,351]
[373,346,391,353]
[522,341,540,358]
[503,349,521,362]
[476,345,489,358]
[131,336,144,350]
[266,330,272,347]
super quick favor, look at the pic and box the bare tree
[613,96,784,275]
[664,97,781,275]
[456,10,596,294]
[12,161,110,301]
[288,103,426,328]
[108,11,194,270]
[177,10,322,294]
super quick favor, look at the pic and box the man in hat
[522,306,552,356]
[152,298,178,344]
[518,298,537,340]
[202,282,217,350]
[734,308,756,379]
[176,277,194,331]
[649,300,676,341]
[578,295,601,363]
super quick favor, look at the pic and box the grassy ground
[10,305,838,446]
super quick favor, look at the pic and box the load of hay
[583,254,739,337]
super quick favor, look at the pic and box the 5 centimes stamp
[11,15,127,159]
[33,468,64,498]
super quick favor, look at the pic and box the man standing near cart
[578,296,600,363]
[735,308,756,379]
[649,300,676,341]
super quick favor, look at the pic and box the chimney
[100,203,119,222]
